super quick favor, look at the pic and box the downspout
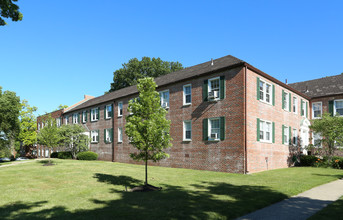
[243,65,248,174]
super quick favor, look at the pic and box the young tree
[125,77,172,187]
[37,114,60,164]
[310,113,343,159]
[57,104,68,110]
[18,100,38,148]
[0,0,23,26]
[58,124,89,159]
[109,57,183,92]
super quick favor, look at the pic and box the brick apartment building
[36,55,341,173]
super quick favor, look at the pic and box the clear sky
[1,0,343,116]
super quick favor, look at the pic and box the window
[334,100,343,116]
[65,116,69,125]
[312,102,322,119]
[104,128,113,143]
[91,130,99,143]
[283,126,289,145]
[73,113,78,124]
[259,80,272,104]
[293,97,298,114]
[259,120,272,143]
[301,100,305,116]
[56,118,61,127]
[105,104,112,119]
[183,84,192,105]
[312,132,322,147]
[208,77,220,100]
[82,111,87,123]
[118,102,123,117]
[91,108,99,121]
[118,127,123,143]
[293,128,298,146]
[183,121,192,141]
[38,123,41,130]
[209,118,220,140]
[160,90,169,108]
[283,91,289,111]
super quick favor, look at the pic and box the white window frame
[284,126,289,145]
[301,101,306,116]
[312,132,322,148]
[91,108,98,121]
[91,130,99,143]
[65,116,69,125]
[259,79,272,105]
[334,99,343,116]
[38,123,41,130]
[159,90,170,109]
[183,84,192,105]
[105,128,112,143]
[312,102,322,119]
[283,92,289,111]
[293,96,298,114]
[183,120,192,141]
[293,128,298,146]
[118,127,123,143]
[56,117,61,127]
[82,111,87,123]
[208,118,220,141]
[208,77,220,100]
[118,102,123,117]
[259,119,272,143]
[105,104,112,119]
[73,113,78,124]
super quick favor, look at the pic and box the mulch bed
[43,163,55,166]
[130,184,162,192]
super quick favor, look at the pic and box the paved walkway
[0,159,43,168]
[237,179,343,220]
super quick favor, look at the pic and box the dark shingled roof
[289,74,343,98]
[66,55,245,113]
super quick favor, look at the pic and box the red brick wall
[246,68,310,173]
[112,67,246,173]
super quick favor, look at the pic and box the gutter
[243,66,247,174]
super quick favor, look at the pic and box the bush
[51,152,58,158]
[57,151,73,159]
[77,151,98,160]
[300,155,318,166]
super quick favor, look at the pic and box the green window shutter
[220,116,225,141]
[104,106,106,119]
[111,104,114,117]
[97,130,99,142]
[203,80,208,101]
[104,129,106,143]
[282,125,285,144]
[203,118,208,141]
[90,110,92,121]
[256,77,260,100]
[220,76,225,100]
[257,118,260,141]
[305,102,308,118]
[110,128,113,142]
[329,100,334,116]
[289,126,292,144]
[272,122,275,143]
[281,90,286,109]
[301,100,304,116]
[289,94,292,112]
[272,84,275,106]
[78,113,80,124]
[97,107,100,120]
[85,111,88,122]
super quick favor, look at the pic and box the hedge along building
[56,55,314,174]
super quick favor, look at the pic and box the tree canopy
[109,57,183,92]
[310,113,343,157]
[0,0,23,26]
[125,77,172,186]
[0,86,21,150]
[18,100,38,147]
[57,104,68,110]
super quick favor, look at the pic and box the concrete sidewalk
[237,179,343,220]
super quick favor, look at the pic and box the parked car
[16,157,29,161]
[0,157,10,162]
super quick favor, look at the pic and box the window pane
[186,95,191,103]
[186,131,191,139]
[259,81,264,101]
[211,79,220,91]
[336,101,343,109]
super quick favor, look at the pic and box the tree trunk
[145,157,148,186]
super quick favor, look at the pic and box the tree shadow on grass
[313,173,343,179]
[0,174,291,220]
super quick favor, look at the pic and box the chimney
[285,79,288,84]
[211,58,214,66]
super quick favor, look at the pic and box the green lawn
[0,159,342,220]
[309,195,343,220]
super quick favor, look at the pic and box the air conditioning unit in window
[162,102,169,108]
[210,133,218,140]
[208,91,219,99]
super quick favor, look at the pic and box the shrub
[51,152,58,158]
[77,151,98,160]
[57,151,73,159]
[300,155,318,166]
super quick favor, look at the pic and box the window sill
[208,139,220,142]
[259,140,272,144]
[259,100,273,106]
[118,141,122,143]
[105,141,112,144]
[183,139,192,142]
[91,119,99,122]
[313,117,321,119]
[208,98,220,102]
[105,117,112,120]
[118,115,123,118]
[183,103,191,107]
[91,142,98,144]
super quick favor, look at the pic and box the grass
[309,195,343,220]
[0,159,342,219]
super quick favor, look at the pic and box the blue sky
[1,0,342,115]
